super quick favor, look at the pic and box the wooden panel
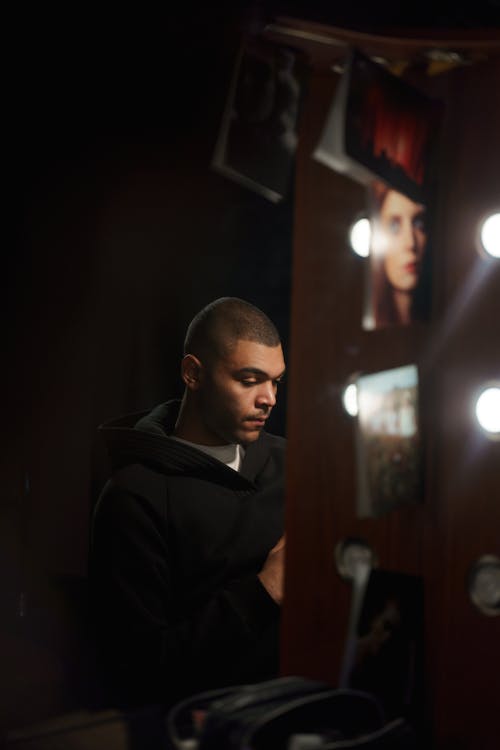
[281,68,427,681]
[281,49,499,748]
[422,58,500,748]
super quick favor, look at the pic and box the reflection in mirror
[468,555,500,616]
[335,537,377,582]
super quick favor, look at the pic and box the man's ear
[181,354,203,391]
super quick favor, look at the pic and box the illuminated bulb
[480,213,500,258]
[349,218,371,258]
[343,382,359,417]
[475,386,500,434]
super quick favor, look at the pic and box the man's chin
[238,424,264,445]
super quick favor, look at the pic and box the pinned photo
[355,364,422,518]
[363,180,431,330]
[212,39,306,203]
[314,49,442,205]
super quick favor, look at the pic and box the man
[90,298,286,709]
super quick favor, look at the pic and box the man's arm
[258,535,285,605]
[90,484,283,705]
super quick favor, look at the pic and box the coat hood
[98,400,284,490]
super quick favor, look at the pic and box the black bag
[165,676,416,750]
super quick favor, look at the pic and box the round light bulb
[479,212,500,258]
[349,217,371,258]
[343,382,359,417]
[475,386,500,435]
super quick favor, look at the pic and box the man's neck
[174,394,225,447]
[172,436,243,471]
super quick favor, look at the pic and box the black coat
[90,400,285,708]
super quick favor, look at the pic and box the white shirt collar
[171,437,245,472]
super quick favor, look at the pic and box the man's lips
[244,416,268,426]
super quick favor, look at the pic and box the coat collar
[99,400,276,490]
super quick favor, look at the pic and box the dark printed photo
[212,39,305,202]
[345,50,442,204]
[349,569,424,721]
[313,50,442,205]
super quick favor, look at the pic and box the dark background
[4,3,297,729]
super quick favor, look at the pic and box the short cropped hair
[184,297,281,362]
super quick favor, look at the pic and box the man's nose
[256,382,277,409]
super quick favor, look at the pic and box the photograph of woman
[364,180,430,329]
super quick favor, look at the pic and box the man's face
[197,339,285,446]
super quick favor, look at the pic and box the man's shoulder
[93,463,167,524]
[259,430,286,452]
[240,430,286,486]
